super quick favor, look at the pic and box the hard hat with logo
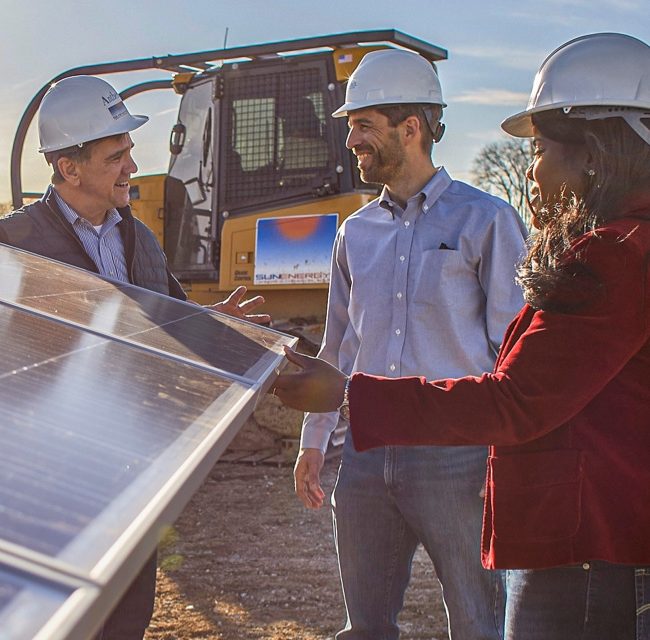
[501,33,650,145]
[332,48,446,118]
[38,75,149,153]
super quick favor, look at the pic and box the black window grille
[221,64,334,211]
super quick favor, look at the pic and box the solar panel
[0,560,89,640]
[0,243,297,639]
[0,247,288,379]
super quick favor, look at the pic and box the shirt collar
[51,186,122,229]
[378,167,452,218]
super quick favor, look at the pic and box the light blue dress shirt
[301,167,528,452]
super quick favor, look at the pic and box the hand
[294,448,325,509]
[274,347,347,412]
[204,285,271,325]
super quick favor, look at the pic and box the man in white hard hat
[0,74,269,640]
[293,49,527,639]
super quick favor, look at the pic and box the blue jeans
[504,561,638,640]
[332,434,503,640]
[638,568,650,640]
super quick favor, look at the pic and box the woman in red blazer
[275,33,650,640]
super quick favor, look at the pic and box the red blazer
[348,209,650,570]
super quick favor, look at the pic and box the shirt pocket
[410,248,470,308]
[489,449,584,543]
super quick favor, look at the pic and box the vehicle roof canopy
[11,30,447,208]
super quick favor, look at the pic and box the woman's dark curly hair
[517,108,650,311]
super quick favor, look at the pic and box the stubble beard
[358,131,405,186]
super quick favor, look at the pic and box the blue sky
[1,0,648,204]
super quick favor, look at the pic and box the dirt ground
[145,458,449,640]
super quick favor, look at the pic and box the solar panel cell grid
[0,305,239,561]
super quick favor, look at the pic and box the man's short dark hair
[46,144,92,184]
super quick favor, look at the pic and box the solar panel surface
[0,243,296,639]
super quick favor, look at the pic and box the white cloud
[152,107,178,117]
[464,129,512,143]
[611,0,644,8]
[451,89,530,106]
[541,0,642,9]
[8,77,44,93]
[507,0,644,28]
[453,45,544,70]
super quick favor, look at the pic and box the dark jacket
[349,205,650,570]
[0,186,186,300]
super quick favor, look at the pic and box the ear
[57,156,82,186]
[401,115,422,146]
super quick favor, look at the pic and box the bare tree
[472,138,532,229]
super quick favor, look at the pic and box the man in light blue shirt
[294,49,527,639]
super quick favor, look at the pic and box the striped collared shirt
[53,188,129,282]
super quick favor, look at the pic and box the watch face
[339,403,350,422]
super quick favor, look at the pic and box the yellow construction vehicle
[11,30,447,321]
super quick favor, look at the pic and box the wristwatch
[338,376,351,421]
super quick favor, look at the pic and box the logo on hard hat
[108,101,128,121]
[102,89,119,106]
[349,79,358,89]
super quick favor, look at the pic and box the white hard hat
[502,33,650,145]
[332,48,446,118]
[38,75,149,153]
